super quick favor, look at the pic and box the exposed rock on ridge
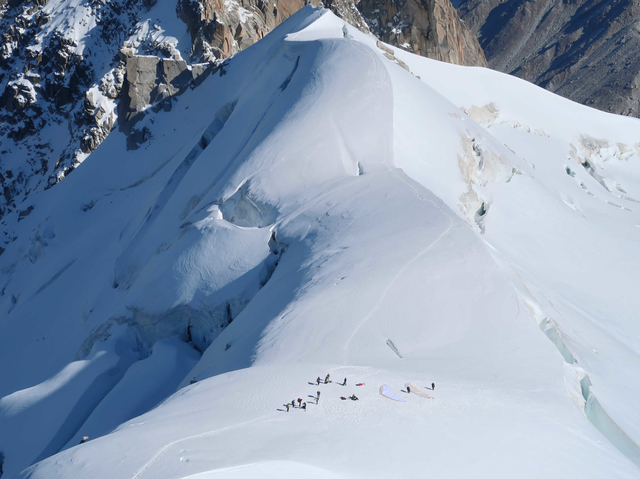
[358,0,487,67]
[118,47,215,129]
[176,0,370,63]
[455,0,640,117]
[0,0,166,245]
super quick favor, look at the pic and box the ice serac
[358,0,487,67]
[455,0,640,117]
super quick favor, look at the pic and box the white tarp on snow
[379,385,405,402]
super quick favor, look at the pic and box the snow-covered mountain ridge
[0,0,483,252]
[1,5,640,479]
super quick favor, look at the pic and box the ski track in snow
[342,210,454,366]
[130,415,271,479]
[340,37,456,366]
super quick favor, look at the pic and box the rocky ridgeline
[117,48,216,149]
[359,0,486,67]
[0,0,485,249]
[456,0,640,117]
[176,0,371,62]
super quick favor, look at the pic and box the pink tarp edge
[405,383,433,399]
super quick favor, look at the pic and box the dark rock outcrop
[173,0,487,67]
[358,0,487,67]
[455,0,640,117]
[0,0,161,245]
[118,47,216,146]
[176,0,369,63]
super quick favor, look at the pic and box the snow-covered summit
[0,0,483,254]
[1,6,640,478]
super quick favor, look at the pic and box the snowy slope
[391,49,640,457]
[1,6,640,479]
[0,0,195,246]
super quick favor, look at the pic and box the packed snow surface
[1,6,640,479]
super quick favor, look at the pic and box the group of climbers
[286,397,307,411]
[285,373,356,411]
[315,373,349,385]
[283,376,435,411]
[316,373,332,385]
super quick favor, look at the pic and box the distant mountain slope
[454,0,640,117]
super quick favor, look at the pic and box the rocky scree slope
[454,0,640,117]
[0,0,484,250]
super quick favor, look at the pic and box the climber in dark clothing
[302,402,307,411]
[292,399,296,408]
[317,377,321,385]
[432,382,435,390]
[407,385,411,394]
[343,378,347,386]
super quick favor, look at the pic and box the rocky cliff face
[455,0,640,117]
[0,0,484,249]
[358,0,486,67]
[0,0,169,245]
[175,0,485,66]
[176,0,370,63]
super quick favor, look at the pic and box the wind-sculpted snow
[1,6,640,479]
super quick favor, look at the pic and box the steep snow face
[0,0,195,247]
[1,6,640,479]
